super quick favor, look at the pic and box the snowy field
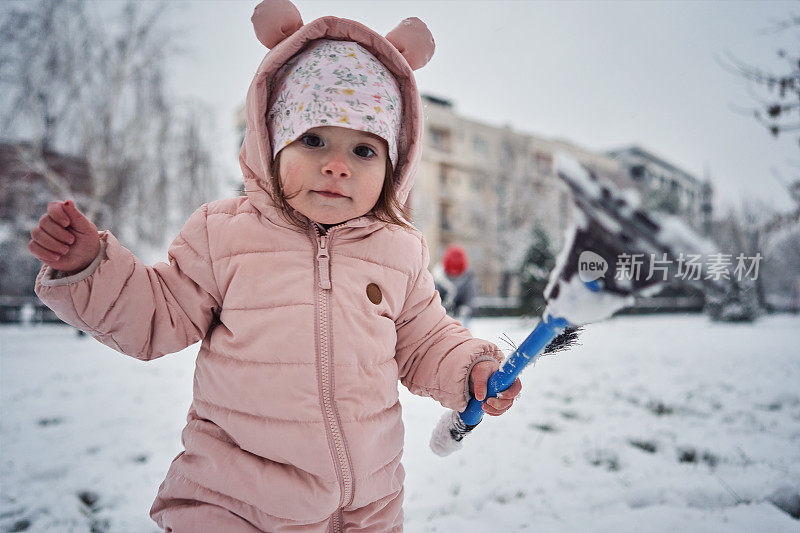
[1,314,799,532]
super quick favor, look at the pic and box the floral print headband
[268,39,402,167]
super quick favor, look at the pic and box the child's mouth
[314,190,346,198]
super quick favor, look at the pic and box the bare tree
[761,224,800,311]
[0,0,220,254]
[717,12,800,144]
[488,135,552,297]
[708,194,800,314]
[712,10,800,314]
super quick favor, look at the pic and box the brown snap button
[366,283,382,305]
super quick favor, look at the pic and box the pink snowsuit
[34,13,503,533]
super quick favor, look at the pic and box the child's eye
[300,134,323,148]
[354,145,376,158]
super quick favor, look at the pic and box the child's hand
[469,360,522,416]
[29,200,100,275]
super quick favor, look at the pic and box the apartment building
[606,146,713,234]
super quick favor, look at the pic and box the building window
[439,202,453,232]
[500,140,515,163]
[429,127,451,152]
[439,164,459,191]
[470,171,483,191]
[473,135,488,153]
[630,165,645,181]
[535,152,552,173]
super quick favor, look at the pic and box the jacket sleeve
[394,235,504,411]
[34,204,222,361]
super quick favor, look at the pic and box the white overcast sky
[129,1,798,212]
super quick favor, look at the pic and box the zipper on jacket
[330,509,342,533]
[316,232,331,290]
[311,223,354,518]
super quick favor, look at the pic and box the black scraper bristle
[543,326,583,355]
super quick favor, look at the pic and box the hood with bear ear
[239,0,435,227]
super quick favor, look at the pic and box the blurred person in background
[433,244,477,328]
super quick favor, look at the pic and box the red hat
[442,244,468,277]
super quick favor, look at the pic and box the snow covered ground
[1,314,799,532]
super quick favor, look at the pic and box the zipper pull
[317,234,331,290]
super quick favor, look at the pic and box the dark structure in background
[603,146,715,313]
[0,142,92,323]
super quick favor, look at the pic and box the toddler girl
[31,1,521,531]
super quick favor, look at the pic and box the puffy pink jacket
[34,10,503,533]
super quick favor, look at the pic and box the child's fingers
[481,403,507,416]
[470,361,494,401]
[28,239,62,263]
[485,378,522,410]
[496,378,522,400]
[62,200,94,233]
[30,225,71,255]
[486,396,513,410]
[37,214,76,244]
[47,201,71,228]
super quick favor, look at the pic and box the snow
[554,151,601,199]
[2,314,799,532]
[543,209,584,301]
[620,188,642,211]
[429,409,466,457]
[655,214,718,257]
[544,274,634,325]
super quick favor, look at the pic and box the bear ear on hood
[250,0,435,70]
[385,17,436,70]
[251,0,304,49]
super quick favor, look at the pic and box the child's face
[277,126,388,226]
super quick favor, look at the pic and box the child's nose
[321,153,351,179]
